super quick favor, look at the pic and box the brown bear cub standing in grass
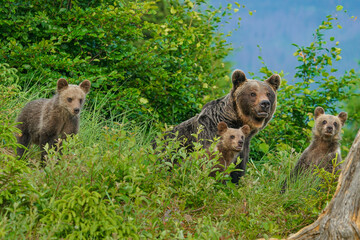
[16,78,91,163]
[209,122,250,178]
[158,70,281,183]
[282,107,347,192]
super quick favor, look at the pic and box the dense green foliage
[0,0,235,124]
[342,76,360,151]
[249,12,359,161]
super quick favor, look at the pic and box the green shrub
[39,186,137,239]
[0,159,38,214]
[0,63,25,161]
[0,0,236,124]
[342,75,360,153]
[0,64,40,238]
[249,10,358,162]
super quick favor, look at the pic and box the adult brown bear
[160,69,281,183]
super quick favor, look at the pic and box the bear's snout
[236,140,244,150]
[326,125,333,133]
[260,100,270,111]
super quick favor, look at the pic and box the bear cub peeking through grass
[282,107,347,192]
[209,122,250,178]
[16,78,91,163]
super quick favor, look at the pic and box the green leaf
[259,142,269,153]
[304,89,311,95]
[336,5,343,11]
[308,120,315,127]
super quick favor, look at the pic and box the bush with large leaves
[250,12,359,162]
[0,0,234,123]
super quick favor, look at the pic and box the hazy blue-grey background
[212,0,360,83]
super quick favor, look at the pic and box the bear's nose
[238,140,244,145]
[326,126,333,132]
[74,108,80,114]
[260,100,270,110]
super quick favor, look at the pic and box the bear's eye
[250,92,256,97]
[334,122,338,127]
[241,136,244,140]
[266,92,271,97]
[322,120,327,125]
[67,97,72,103]
[79,99,83,104]
[230,135,235,139]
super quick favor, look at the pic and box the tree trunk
[288,129,360,240]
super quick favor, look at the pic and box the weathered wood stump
[288,128,360,239]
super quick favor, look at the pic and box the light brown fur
[282,107,347,192]
[16,78,91,163]
[209,122,250,177]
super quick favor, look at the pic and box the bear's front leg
[230,138,250,184]
[16,130,31,159]
[39,134,57,166]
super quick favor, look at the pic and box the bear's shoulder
[201,95,228,110]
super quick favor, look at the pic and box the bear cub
[282,107,347,191]
[16,78,91,163]
[209,122,250,177]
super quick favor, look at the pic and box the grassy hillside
[1,80,337,239]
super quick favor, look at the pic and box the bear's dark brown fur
[161,69,281,183]
[282,107,347,192]
[209,122,250,177]
[16,78,91,162]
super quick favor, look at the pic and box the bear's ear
[241,125,250,136]
[217,122,228,135]
[79,80,91,94]
[265,74,281,91]
[314,107,325,119]
[231,69,247,90]
[338,112,348,126]
[57,78,68,91]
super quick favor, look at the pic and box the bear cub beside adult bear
[16,78,91,162]
[282,107,347,192]
[209,122,250,178]
[161,69,281,183]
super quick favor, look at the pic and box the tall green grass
[1,83,336,239]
